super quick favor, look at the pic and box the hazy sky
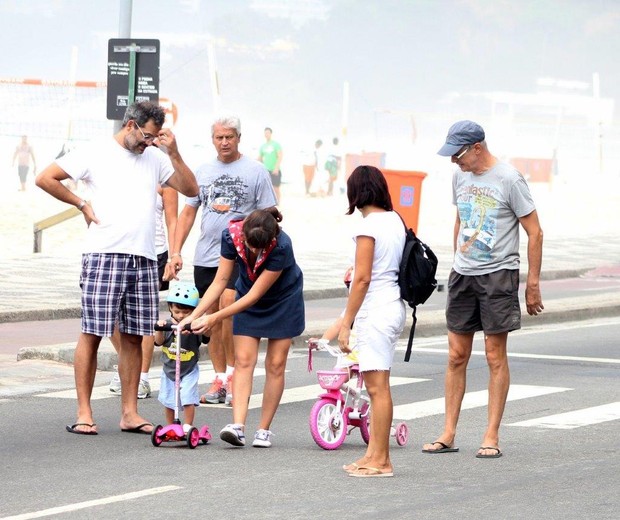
[1,0,619,167]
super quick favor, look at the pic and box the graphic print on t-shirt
[199,175,250,215]
[456,182,498,261]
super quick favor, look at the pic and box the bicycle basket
[316,370,349,390]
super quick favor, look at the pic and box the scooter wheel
[395,422,409,446]
[151,425,164,447]
[186,427,200,449]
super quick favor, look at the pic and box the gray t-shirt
[187,155,277,267]
[452,161,536,275]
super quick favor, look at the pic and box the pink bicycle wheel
[359,403,371,445]
[309,398,347,450]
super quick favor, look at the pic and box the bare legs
[230,336,291,431]
[206,288,236,374]
[73,331,151,433]
[346,370,393,473]
[73,333,102,433]
[422,331,509,454]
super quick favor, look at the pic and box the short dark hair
[122,101,166,128]
[264,127,272,133]
[243,208,282,248]
[346,165,393,215]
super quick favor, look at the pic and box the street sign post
[106,38,160,120]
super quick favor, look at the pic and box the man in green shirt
[258,127,283,202]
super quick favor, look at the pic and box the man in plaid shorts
[35,101,198,435]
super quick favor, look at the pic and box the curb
[0,268,592,324]
[17,296,620,369]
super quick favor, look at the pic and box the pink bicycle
[307,339,409,450]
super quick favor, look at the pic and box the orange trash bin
[382,169,427,234]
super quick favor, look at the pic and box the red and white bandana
[228,219,277,282]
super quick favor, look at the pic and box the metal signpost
[106,38,160,120]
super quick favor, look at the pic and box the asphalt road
[1,317,618,520]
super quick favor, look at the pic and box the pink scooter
[151,323,211,449]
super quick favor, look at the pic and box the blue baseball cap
[437,120,485,156]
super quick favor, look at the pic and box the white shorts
[158,365,200,410]
[354,298,405,371]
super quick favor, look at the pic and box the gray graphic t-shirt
[452,161,535,276]
[186,155,277,267]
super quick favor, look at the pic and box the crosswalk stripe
[249,376,427,409]
[37,368,266,400]
[507,402,620,429]
[392,384,571,420]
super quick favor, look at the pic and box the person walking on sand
[13,135,36,191]
[35,101,198,436]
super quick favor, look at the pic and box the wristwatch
[77,200,87,211]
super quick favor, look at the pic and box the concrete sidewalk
[1,171,620,370]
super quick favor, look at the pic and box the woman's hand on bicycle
[338,327,352,354]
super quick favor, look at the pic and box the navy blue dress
[221,228,305,338]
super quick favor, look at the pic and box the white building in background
[439,75,617,180]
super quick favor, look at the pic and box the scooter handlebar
[153,323,193,332]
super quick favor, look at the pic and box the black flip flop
[422,441,459,453]
[476,446,502,459]
[121,422,153,434]
[66,423,98,435]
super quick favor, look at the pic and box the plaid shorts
[80,253,159,337]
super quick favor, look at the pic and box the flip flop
[349,466,394,478]
[66,423,98,435]
[476,446,502,459]
[422,441,459,453]
[121,422,153,434]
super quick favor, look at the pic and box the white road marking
[0,486,180,520]
[508,402,620,429]
[37,367,266,399]
[249,376,426,409]
[393,384,571,420]
[400,346,620,365]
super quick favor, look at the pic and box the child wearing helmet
[154,281,203,433]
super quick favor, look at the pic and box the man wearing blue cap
[423,120,544,459]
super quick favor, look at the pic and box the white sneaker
[137,379,151,399]
[109,366,121,394]
[252,429,273,448]
[219,424,245,447]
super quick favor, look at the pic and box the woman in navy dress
[182,207,304,448]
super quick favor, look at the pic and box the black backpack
[397,217,438,362]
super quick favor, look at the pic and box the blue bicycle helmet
[167,281,199,308]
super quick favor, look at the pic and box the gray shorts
[446,269,521,334]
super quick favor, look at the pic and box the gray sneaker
[137,379,151,399]
[200,377,226,404]
[109,366,121,394]
[220,424,245,446]
[252,429,273,448]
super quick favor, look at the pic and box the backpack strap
[404,306,417,362]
